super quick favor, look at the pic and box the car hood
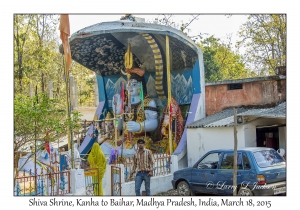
[174,167,193,174]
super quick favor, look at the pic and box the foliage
[14,14,60,95]
[14,14,95,107]
[236,14,286,75]
[14,14,34,94]
[13,15,90,179]
[14,93,82,172]
[198,35,255,82]
[148,15,256,81]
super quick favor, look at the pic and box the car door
[190,152,221,194]
[216,152,250,195]
[241,152,257,186]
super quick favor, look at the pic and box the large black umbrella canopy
[62,20,199,76]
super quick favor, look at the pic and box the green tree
[14,14,97,114]
[28,15,59,93]
[14,15,87,186]
[14,14,62,97]
[237,14,286,75]
[14,92,82,179]
[198,35,254,82]
[14,14,34,94]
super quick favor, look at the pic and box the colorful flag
[59,14,72,77]
[139,82,144,110]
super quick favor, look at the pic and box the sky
[67,14,248,50]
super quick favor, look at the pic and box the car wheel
[177,181,193,196]
[237,187,253,196]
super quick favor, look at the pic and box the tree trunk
[233,108,238,196]
[41,72,45,92]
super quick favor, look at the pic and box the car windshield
[253,149,285,167]
[196,152,220,169]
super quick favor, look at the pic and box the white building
[186,102,286,167]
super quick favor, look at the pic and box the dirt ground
[154,189,179,196]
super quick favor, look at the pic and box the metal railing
[14,167,70,196]
[114,153,171,182]
[84,168,100,196]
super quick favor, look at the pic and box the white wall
[70,169,86,195]
[102,164,111,195]
[101,157,178,196]
[178,153,188,169]
[120,174,173,196]
[243,123,257,147]
[187,126,246,167]
[186,118,286,167]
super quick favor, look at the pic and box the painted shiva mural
[66,17,206,165]
[156,97,185,154]
[112,67,158,149]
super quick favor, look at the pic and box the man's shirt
[132,148,154,173]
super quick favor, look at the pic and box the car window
[253,149,285,167]
[197,152,220,169]
[243,152,251,170]
[220,153,243,169]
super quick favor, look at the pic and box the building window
[228,83,243,90]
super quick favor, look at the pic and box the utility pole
[233,108,238,196]
[34,85,38,195]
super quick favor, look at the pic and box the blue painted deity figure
[112,67,158,149]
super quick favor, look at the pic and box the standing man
[130,139,155,196]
